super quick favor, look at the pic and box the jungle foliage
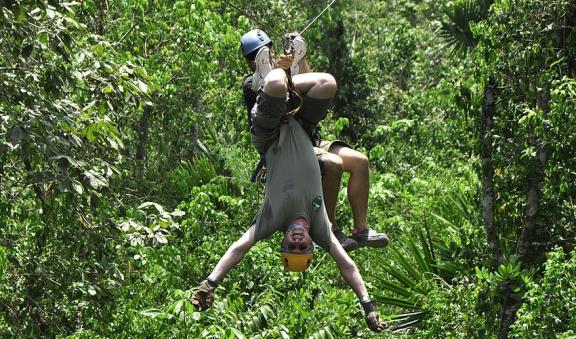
[1,0,575,337]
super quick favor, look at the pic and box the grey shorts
[250,91,332,154]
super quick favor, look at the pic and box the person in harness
[241,29,388,252]
[190,40,387,332]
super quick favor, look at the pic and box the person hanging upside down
[190,36,387,332]
[240,29,388,252]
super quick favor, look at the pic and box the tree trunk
[499,85,550,339]
[516,86,550,267]
[562,4,576,76]
[19,144,52,336]
[497,281,522,339]
[481,77,502,268]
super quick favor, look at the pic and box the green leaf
[140,308,172,319]
[136,80,148,94]
[376,295,419,309]
[72,180,84,194]
[84,170,108,189]
[229,328,246,339]
[38,31,49,47]
[92,43,105,56]
[138,202,165,214]
[135,66,148,79]
[155,233,168,244]
[16,6,27,23]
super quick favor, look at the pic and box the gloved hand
[275,54,294,71]
[190,280,216,311]
[365,310,387,331]
[361,299,387,332]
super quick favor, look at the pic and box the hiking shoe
[334,229,358,252]
[250,46,273,92]
[290,35,306,75]
[350,229,389,248]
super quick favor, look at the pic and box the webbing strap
[250,155,266,183]
[273,120,289,153]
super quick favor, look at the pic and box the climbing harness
[250,154,266,184]
[283,34,304,117]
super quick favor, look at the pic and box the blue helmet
[240,29,271,57]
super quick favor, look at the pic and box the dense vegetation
[1,0,575,337]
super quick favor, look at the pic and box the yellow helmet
[280,252,314,272]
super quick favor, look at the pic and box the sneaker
[251,46,273,92]
[334,229,358,252]
[290,35,306,75]
[350,229,389,248]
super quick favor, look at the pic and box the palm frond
[370,222,447,330]
[439,0,494,58]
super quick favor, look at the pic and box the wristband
[361,299,377,315]
[206,277,218,289]
[359,295,371,303]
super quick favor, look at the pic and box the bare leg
[330,145,370,234]
[263,69,289,98]
[266,70,336,99]
[320,153,344,231]
[292,72,337,99]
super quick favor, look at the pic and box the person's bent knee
[322,154,344,177]
[263,70,287,97]
[356,152,369,169]
[341,148,369,173]
[313,74,336,99]
[321,73,337,95]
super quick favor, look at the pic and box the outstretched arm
[329,234,387,332]
[191,225,256,311]
[208,224,256,281]
[329,234,368,298]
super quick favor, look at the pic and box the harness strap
[250,155,266,183]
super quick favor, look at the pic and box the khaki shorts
[314,139,351,157]
[314,140,351,176]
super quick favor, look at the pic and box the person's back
[253,117,331,250]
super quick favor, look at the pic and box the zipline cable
[222,0,336,37]
[299,0,336,35]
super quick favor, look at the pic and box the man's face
[282,224,313,254]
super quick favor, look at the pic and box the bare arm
[208,225,256,281]
[299,57,311,74]
[329,233,369,298]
